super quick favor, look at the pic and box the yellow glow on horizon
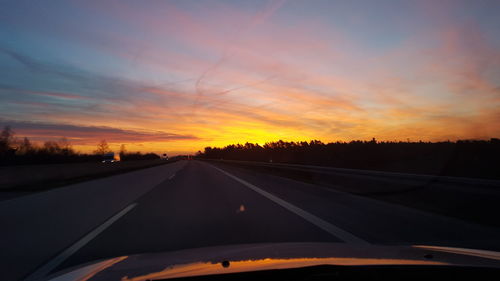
[3,1,500,155]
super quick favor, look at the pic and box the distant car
[102,152,120,163]
[161,153,168,160]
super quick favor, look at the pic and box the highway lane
[56,160,500,272]
[55,160,338,272]
[210,160,500,227]
[0,161,187,281]
[209,162,500,248]
[1,160,500,280]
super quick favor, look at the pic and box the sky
[1,0,499,155]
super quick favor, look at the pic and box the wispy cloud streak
[0,0,499,153]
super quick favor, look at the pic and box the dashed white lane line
[210,164,369,245]
[24,203,137,281]
[169,173,176,180]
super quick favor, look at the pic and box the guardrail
[204,159,500,189]
[202,159,500,227]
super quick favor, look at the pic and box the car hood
[45,242,500,281]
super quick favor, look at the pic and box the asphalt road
[1,160,499,281]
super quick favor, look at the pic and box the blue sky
[1,0,499,154]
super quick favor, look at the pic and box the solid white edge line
[24,203,137,281]
[209,164,369,245]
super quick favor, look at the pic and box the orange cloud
[2,1,499,154]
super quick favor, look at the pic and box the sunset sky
[1,0,499,155]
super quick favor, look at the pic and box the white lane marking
[169,173,176,180]
[24,203,137,281]
[210,165,369,245]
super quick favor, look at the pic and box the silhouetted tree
[58,137,74,155]
[94,140,112,155]
[16,137,34,155]
[0,125,14,154]
[43,141,62,154]
[119,144,127,158]
[197,138,500,179]
[0,126,165,165]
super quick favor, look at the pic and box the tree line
[0,125,159,165]
[197,138,500,179]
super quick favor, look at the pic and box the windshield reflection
[121,257,447,281]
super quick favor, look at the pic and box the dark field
[0,159,176,193]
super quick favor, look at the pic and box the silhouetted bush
[120,152,159,161]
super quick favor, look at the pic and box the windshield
[1,1,500,281]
